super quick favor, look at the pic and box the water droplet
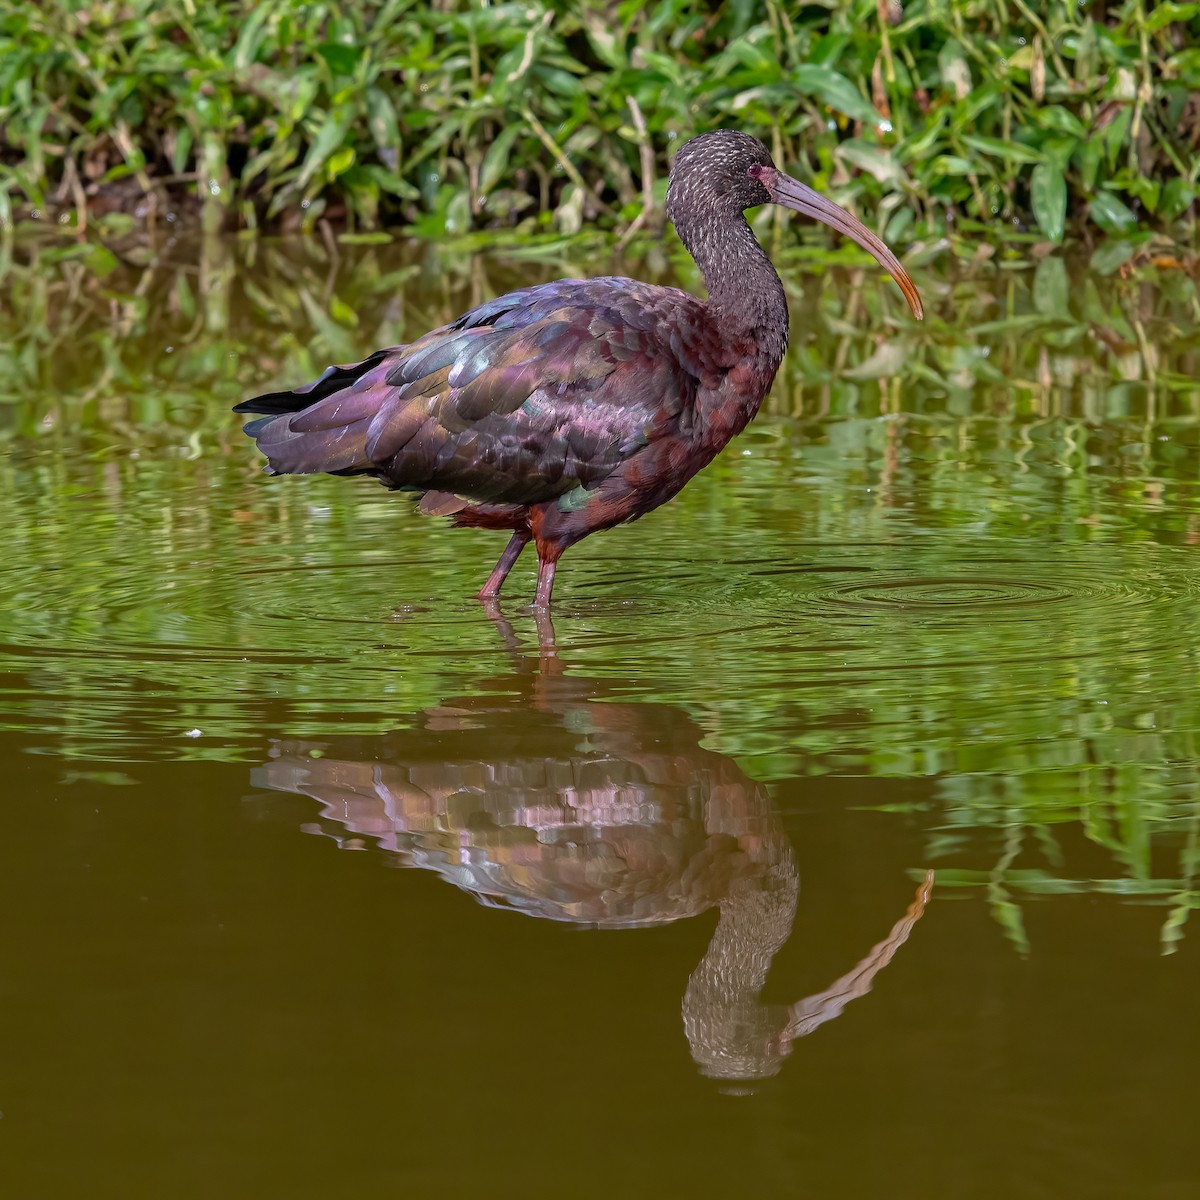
[879,120,893,133]
[1018,36,1027,45]
[58,213,69,224]
[184,728,202,738]
[207,179,221,196]
[166,211,177,223]
[30,208,41,219]
[301,199,311,209]
[165,346,174,354]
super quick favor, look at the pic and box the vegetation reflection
[1,237,1197,955]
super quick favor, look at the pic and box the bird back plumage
[234,277,706,507]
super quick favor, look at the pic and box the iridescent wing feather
[235,278,704,508]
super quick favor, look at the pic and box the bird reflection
[250,606,932,1084]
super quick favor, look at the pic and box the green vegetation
[2,0,1198,246]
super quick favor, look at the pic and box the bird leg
[534,556,557,609]
[477,531,530,599]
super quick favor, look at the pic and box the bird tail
[233,348,401,476]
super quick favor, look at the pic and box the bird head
[666,130,923,319]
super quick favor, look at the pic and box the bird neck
[681,845,799,1081]
[678,210,790,368]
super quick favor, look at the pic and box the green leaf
[1118,173,1160,213]
[1030,161,1066,242]
[722,35,781,79]
[358,164,419,200]
[835,140,905,186]
[972,313,1051,335]
[1090,240,1136,276]
[366,88,399,156]
[445,189,471,236]
[792,64,884,127]
[1039,136,1078,171]
[898,111,947,162]
[79,243,118,277]
[170,124,193,176]
[326,146,355,180]
[929,154,974,176]
[1075,138,1101,192]
[297,111,353,191]
[1032,256,1069,317]
[843,341,908,380]
[961,134,1044,165]
[1147,3,1200,32]
[231,4,274,71]
[1089,189,1138,235]
[583,16,625,70]
[1032,106,1088,138]
[317,42,359,76]
[336,231,393,245]
[1161,178,1196,222]
[480,124,525,195]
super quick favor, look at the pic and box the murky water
[2,236,1199,1197]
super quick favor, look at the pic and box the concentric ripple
[732,550,1200,631]
[804,573,1073,613]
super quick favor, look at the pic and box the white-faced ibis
[236,130,923,606]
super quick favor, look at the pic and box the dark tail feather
[233,348,397,416]
[241,415,275,439]
[236,346,407,477]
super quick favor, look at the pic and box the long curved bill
[770,171,923,320]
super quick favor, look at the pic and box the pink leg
[477,531,529,599]
[534,556,557,608]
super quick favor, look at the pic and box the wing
[235,278,705,507]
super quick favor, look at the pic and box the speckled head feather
[666,130,776,229]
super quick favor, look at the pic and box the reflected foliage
[1,237,1199,952]
[2,234,1198,433]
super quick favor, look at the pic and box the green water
[2,235,1199,1198]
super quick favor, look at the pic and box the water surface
[1,236,1199,1198]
